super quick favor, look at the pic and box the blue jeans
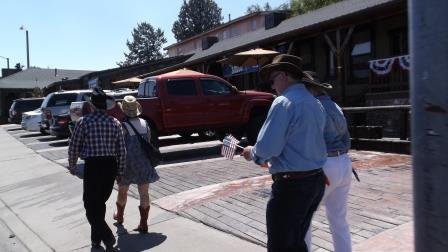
[266,172,325,252]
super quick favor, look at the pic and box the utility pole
[411,0,448,251]
[20,26,30,69]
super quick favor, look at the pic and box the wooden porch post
[324,26,354,105]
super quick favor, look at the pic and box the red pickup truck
[72,69,275,145]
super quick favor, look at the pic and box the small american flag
[221,135,242,160]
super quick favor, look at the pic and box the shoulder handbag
[124,119,162,167]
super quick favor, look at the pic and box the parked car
[50,113,71,138]
[71,70,275,145]
[8,98,44,124]
[40,90,92,134]
[21,108,42,131]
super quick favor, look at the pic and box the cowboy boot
[104,236,116,252]
[113,202,125,224]
[134,205,150,233]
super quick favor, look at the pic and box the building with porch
[156,0,408,108]
[145,0,408,140]
[165,11,290,57]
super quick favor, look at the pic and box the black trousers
[83,156,117,243]
[266,172,325,252]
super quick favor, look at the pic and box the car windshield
[46,93,78,107]
[12,99,43,112]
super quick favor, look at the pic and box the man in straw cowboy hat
[302,71,353,252]
[68,87,125,252]
[242,54,327,252]
[112,95,159,233]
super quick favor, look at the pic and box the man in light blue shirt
[242,54,327,252]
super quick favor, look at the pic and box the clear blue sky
[0,0,288,72]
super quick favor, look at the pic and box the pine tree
[246,2,272,14]
[172,0,223,41]
[290,0,343,15]
[118,22,167,67]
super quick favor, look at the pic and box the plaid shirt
[68,110,126,174]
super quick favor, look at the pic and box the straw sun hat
[118,95,142,118]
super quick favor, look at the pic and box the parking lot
[4,124,413,251]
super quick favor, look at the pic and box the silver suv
[40,90,91,134]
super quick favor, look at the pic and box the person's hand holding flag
[221,135,242,160]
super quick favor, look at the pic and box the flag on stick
[221,135,243,160]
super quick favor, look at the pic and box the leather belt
[272,168,322,182]
[327,150,348,157]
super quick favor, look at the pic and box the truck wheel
[148,125,159,148]
[215,131,243,142]
[215,131,226,141]
[179,133,193,139]
[199,130,216,138]
[40,127,48,135]
[247,115,265,145]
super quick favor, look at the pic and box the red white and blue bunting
[398,55,410,70]
[368,55,410,75]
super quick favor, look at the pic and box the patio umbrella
[112,77,142,87]
[217,48,280,67]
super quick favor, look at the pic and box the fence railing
[342,105,411,140]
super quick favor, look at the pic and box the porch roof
[0,68,92,89]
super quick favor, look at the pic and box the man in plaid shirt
[68,88,125,252]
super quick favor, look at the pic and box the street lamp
[19,26,30,69]
[0,55,9,68]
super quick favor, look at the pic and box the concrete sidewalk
[0,126,264,252]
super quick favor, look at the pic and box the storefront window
[350,30,372,82]
[390,28,408,56]
[296,39,314,71]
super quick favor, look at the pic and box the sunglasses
[269,72,283,83]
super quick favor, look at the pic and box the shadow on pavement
[49,140,69,147]
[6,127,22,131]
[158,135,215,147]
[161,146,221,164]
[113,225,167,252]
[18,132,43,138]
[36,136,59,142]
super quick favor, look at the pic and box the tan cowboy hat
[85,87,116,110]
[118,95,142,118]
[259,54,304,82]
[301,71,333,90]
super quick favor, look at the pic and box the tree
[32,87,43,97]
[172,0,223,41]
[277,2,291,11]
[118,22,167,67]
[290,0,343,15]
[246,2,272,14]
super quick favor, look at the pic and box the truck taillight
[45,110,52,120]
[56,117,69,126]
